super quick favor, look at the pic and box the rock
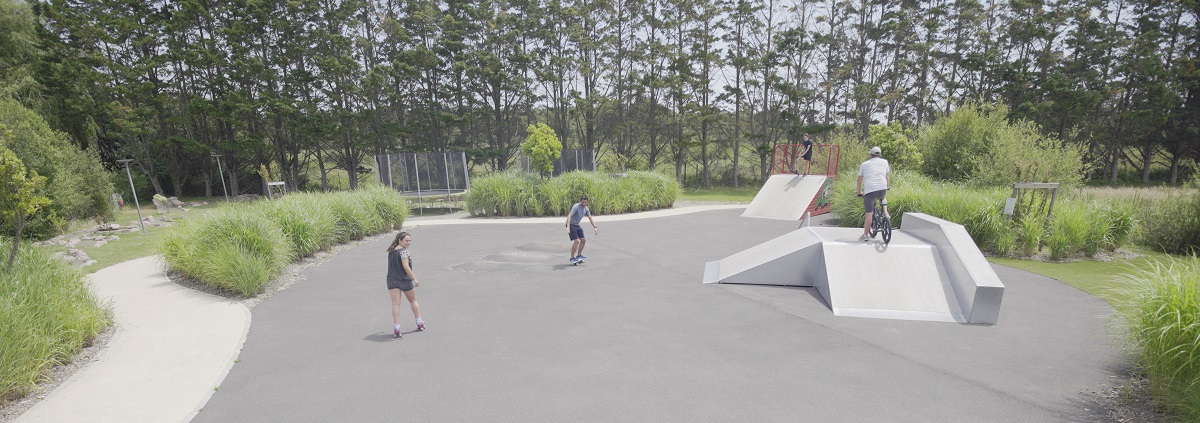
[93,240,107,247]
[96,223,122,232]
[66,249,92,263]
[152,196,169,212]
[66,238,80,248]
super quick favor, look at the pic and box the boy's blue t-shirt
[568,203,590,226]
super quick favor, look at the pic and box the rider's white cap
[869,146,881,156]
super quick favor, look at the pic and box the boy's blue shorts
[568,224,585,241]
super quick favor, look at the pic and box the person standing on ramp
[566,195,598,264]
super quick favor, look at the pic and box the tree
[521,122,563,176]
[0,0,42,105]
[0,126,50,269]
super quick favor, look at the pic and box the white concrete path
[15,256,250,423]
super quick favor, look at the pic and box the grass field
[678,186,758,203]
[36,198,226,272]
[989,249,1177,307]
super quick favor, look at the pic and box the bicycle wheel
[880,215,892,244]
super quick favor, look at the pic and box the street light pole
[117,159,147,235]
[212,154,229,202]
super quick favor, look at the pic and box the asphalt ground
[192,209,1124,422]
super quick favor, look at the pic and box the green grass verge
[989,251,1174,307]
[677,186,758,203]
[40,200,228,273]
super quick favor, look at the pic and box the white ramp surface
[822,242,964,322]
[742,174,826,220]
[704,225,1004,324]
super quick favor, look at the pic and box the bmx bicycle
[857,193,892,244]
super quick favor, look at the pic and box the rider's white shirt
[858,157,890,194]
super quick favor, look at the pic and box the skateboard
[572,257,586,266]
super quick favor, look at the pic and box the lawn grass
[677,186,759,203]
[37,199,227,273]
[989,249,1176,307]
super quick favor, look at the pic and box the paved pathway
[185,208,1124,422]
[15,256,249,423]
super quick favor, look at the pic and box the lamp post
[212,154,229,202]
[117,159,147,234]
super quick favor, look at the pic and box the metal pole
[118,159,147,235]
[443,152,452,203]
[212,154,229,202]
[413,153,423,211]
[386,154,393,189]
[461,151,470,190]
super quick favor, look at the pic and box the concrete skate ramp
[741,174,827,220]
[704,218,1004,324]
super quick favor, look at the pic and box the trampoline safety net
[375,152,470,197]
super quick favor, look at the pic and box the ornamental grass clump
[160,207,292,296]
[1015,213,1046,257]
[1102,202,1137,252]
[326,192,385,242]
[1116,257,1200,421]
[542,171,606,214]
[1138,193,1200,255]
[468,170,679,217]
[1046,204,1090,260]
[357,186,409,230]
[0,240,111,404]
[465,171,544,216]
[264,193,338,257]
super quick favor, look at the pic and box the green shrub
[1015,214,1046,257]
[356,186,409,230]
[1102,202,1138,252]
[867,121,922,170]
[325,192,385,242]
[1116,257,1200,421]
[465,168,681,216]
[542,171,603,214]
[916,103,1085,190]
[465,171,543,217]
[1138,193,1200,255]
[263,194,338,257]
[0,240,111,403]
[467,170,679,217]
[1045,203,1089,260]
[160,207,292,296]
[0,99,113,238]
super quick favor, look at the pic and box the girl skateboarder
[386,231,425,338]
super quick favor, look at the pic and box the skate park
[173,207,1118,422]
[14,204,1125,422]
[13,145,1128,422]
